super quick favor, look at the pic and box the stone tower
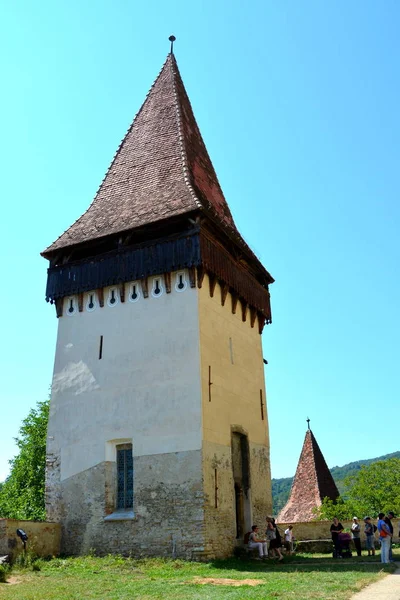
[277,429,339,523]
[42,50,274,559]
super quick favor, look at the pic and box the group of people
[247,517,294,561]
[330,511,396,563]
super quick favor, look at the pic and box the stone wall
[0,519,61,559]
[56,450,205,558]
[277,518,400,542]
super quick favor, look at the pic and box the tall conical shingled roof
[277,430,339,523]
[43,53,245,256]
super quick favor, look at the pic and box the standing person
[363,517,375,556]
[351,517,362,556]
[330,517,344,558]
[377,512,392,564]
[266,517,283,561]
[248,525,268,560]
[284,525,294,555]
[386,512,395,562]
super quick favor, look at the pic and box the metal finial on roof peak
[306,417,310,430]
[169,35,176,54]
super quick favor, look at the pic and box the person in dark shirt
[330,517,344,558]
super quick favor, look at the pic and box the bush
[0,564,9,583]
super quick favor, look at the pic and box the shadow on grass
[209,555,398,574]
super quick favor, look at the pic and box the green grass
[0,552,397,600]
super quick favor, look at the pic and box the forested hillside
[272,451,400,515]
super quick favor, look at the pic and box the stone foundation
[49,449,205,558]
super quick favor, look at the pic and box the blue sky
[1,0,399,483]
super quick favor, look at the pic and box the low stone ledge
[296,539,333,554]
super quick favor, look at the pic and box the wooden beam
[98,288,104,308]
[220,282,229,306]
[209,274,217,298]
[55,298,63,318]
[119,283,125,303]
[240,299,247,322]
[197,266,205,288]
[258,313,266,334]
[141,278,149,298]
[188,266,196,288]
[250,307,257,328]
[231,293,238,315]
[163,272,171,294]
[78,293,84,313]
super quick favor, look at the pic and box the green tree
[0,399,49,520]
[315,458,400,520]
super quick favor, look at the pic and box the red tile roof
[277,430,340,523]
[43,54,244,255]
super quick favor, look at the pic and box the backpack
[244,531,251,545]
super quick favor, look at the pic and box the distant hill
[272,451,400,515]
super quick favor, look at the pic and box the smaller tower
[277,427,339,522]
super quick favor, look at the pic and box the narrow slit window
[116,444,133,509]
[260,389,264,420]
[214,468,218,508]
[99,335,103,360]
[208,366,212,402]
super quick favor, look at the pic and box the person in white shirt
[284,525,294,554]
[248,525,268,559]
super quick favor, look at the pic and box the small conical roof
[277,430,339,523]
[43,53,245,257]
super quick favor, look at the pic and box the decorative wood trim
[163,272,171,294]
[119,283,125,303]
[98,288,104,308]
[220,282,229,306]
[209,274,217,298]
[250,307,257,328]
[188,266,196,288]
[240,299,247,322]
[77,293,84,312]
[231,293,238,315]
[141,278,149,298]
[197,266,205,288]
[55,298,63,318]
[258,313,266,334]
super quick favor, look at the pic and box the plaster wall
[198,276,272,557]
[0,519,61,559]
[46,272,204,555]
[48,272,201,481]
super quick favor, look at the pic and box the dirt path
[350,564,400,599]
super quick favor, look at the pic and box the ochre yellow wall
[198,275,272,557]
[0,519,61,559]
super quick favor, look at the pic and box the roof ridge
[42,55,172,254]
[169,54,202,211]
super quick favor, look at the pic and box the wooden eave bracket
[258,313,266,334]
[163,272,172,293]
[250,307,257,328]
[240,299,247,322]
[78,293,84,313]
[209,274,217,298]
[141,277,149,298]
[197,266,205,288]
[188,266,196,288]
[119,283,125,303]
[55,298,63,318]
[231,293,238,314]
[220,282,229,306]
[98,288,104,308]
